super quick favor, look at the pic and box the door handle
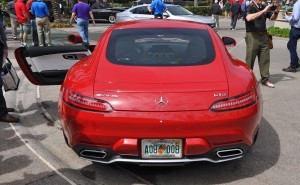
[63,54,88,60]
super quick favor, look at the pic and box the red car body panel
[57,20,262,164]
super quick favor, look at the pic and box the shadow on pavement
[114,117,280,185]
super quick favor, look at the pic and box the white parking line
[9,123,77,185]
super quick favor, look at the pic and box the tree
[51,0,62,22]
[194,0,198,6]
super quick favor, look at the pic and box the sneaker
[7,108,15,112]
[232,28,236,30]
[21,42,27,47]
[13,36,17,40]
[282,67,297,72]
[262,81,275,88]
[0,113,20,123]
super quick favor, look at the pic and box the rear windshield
[106,28,215,66]
[167,6,193,15]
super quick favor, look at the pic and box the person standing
[70,0,95,47]
[230,0,241,30]
[211,0,222,28]
[31,0,52,46]
[244,0,280,88]
[224,0,231,19]
[148,0,167,19]
[26,0,39,46]
[0,16,20,123]
[282,0,300,72]
[15,0,31,47]
[241,0,247,20]
[5,0,18,40]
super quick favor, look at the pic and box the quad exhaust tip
[80,150,107,159]
[216,148,243,158]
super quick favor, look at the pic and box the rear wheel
[108,15,116,23]
[63,132,70,147]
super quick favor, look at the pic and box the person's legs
[31,19,39,46]
[43,17,52,46]
[19,24,24,43]
[245,33,259,70]
[10,15,17,39]
[0,49,19,123]
[22,22,31,46]
[230,14,234,28]
[232,15,238,29]
[83,19,89,46]
[36,18,44,46]
[77,18,88,45]
[215,15,220,28]
[0,48,7,117]
[287,27,300,69]
[257,34,271,84]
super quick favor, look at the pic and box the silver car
[115,4,216,28]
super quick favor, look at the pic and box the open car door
[15,46,91,85]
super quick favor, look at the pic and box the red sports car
[15,19,262,164]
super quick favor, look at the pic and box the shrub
[184,6,211,16]
[112,2,133,7]
[267,26,290,38]
[51,22,73,28]
[185,1,209,6]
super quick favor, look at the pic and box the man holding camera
[282,0,300,73]
[244,0,280,88]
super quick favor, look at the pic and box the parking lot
[1,19,300,185]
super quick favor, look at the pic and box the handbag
[268,34,273,49]
[1,57,20,92]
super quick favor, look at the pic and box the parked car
[134,0,187,6]
[75,2,127,23]
[15,19,262,164]
[115,4,216,28]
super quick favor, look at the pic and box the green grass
[267,26,290,38]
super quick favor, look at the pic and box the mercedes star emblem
[155,96,168,108]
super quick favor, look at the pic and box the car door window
[131,7,152,15]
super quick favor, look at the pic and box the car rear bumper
[73,143,251,164]
[60,100,261,164]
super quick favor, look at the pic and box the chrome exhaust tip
[216,148,243,158]
[80,150,107,159]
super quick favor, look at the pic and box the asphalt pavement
[1,19,300,185]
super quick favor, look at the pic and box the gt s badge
[214,93,227,97]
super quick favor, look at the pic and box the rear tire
[108,15,116,23]
[63,132,70,147]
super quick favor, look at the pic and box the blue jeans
[231,14,238,29]
[287,26,300,68]
[77,18,89,45]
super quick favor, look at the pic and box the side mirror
[67,34,83,44]
[222,37,236,46]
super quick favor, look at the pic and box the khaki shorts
[19,22,31,34]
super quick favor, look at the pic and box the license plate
[141,139,182,159]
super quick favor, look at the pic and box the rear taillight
[210,89,257,112]
[63,88,113,112]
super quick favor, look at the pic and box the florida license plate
[141,139,182,159]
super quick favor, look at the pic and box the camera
[269,0,278,11]
[270,4,277,11]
